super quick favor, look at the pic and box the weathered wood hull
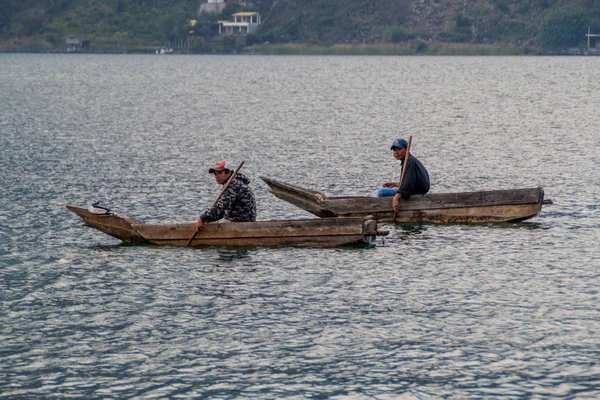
[260,177,550,223]
[66,205,383,248]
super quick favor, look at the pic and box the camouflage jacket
[200,172,256,223]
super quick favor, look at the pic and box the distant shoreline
[1,42,597,56]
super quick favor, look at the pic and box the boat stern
[362,217,388,245]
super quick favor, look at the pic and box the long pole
[399,136,413,186]
[186,161,245,247]
[394,136,412,220]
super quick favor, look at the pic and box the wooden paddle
[186,161,245,247]
[394,136,412,220]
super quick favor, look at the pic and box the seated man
[195,160,256,230]
[378,138,430,210]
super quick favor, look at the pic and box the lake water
[1,54,598,398]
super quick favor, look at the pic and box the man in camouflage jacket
[195,160,256,230]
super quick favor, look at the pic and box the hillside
[1,0,599,53]
[259,0,599,49]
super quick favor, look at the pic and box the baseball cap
[390,138,408,150]
[208,159,234,173]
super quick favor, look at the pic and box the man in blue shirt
[378,138,430,211]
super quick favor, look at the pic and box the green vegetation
[250,42,526,56]
[539,7,585,47]
[1,0,599,54]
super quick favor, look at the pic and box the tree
[539,7,585,47]
[25,16,44,35]
[0,0,21,33]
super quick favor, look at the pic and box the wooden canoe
[260,176,552,224]
[66,205,386,248]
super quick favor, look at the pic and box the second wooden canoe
[260,176,551,224]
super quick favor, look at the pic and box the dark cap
[390,138,408,150]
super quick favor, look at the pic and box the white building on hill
[218,12,261,35]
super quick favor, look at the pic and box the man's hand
[392,193,401,212]
[195,218,204,230]
[382,181,399,188]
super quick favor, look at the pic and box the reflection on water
[89,244,134,251]
[216,249,255,262]
[394,223,430,235]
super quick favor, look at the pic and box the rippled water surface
[1,54,599,398]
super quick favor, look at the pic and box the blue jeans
[377,188,398,197]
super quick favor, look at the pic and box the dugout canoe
[66,205,386,248]
[260,177,552,224]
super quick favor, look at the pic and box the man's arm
[198,185,236,224]
[392,193,402,211]
[397,160,417,199]
[393,158,416,211]
[383,161,404,188]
